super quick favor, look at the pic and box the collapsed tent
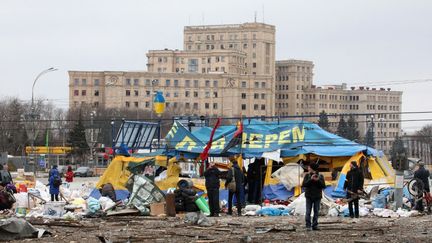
[165,119,382,158]
[164,119,395,199]
[90,155,165,200]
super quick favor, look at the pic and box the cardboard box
[150,202,166,216]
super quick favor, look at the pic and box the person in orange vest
[65,166,74,183]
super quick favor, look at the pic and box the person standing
[204,161,220,217]
[414,161,430,212]
[226,160,245,216]
[49,165,61,201]
[0,164,13,186]
[302,163,326,231]
[344,161,364,218]
[65,166,74,183]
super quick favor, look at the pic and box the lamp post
[28,67,57,174]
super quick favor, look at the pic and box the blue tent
[165,119,381,158]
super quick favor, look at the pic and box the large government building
[69,22,402,155]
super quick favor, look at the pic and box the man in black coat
[204,161,221,217]
[226,160,245,216]
[414,161,430,211]
[302,163,326,231]
[344,161,364,218]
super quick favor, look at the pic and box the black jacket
[344,167,364,192]
[414,167,430,191]
[302,172,326,200]
[225,164,245,190]
[204,167,220,189]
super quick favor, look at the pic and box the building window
[241,104,246,110]
[74,78,79,86]
[193,103,198,109]
[74,90,79,96]
[261,93,265,99]
[173,102,178,108]
[82,79,87,85]
[243,43,248,49]
[134,102,139,108]
[254,82,259,88]
[145,102,149,108]
[252,63,257,68]
[174,80,179,87]
[166,92,170,97]
[93,102,99,107]
[145,79,150,86]
[205,80,210,87]
[81,90,86,96]
[213,92,218,98]
[126,90,131,96]
[194,80,199,88]
[166,79,170,86]
[254,104,259,110]
[188,59,198,73]
[145,91,150,97]
[241,81,247,88]
[213,80,218,87]
[185,80,190,87]
[205,91,210,98]
[133,79,139,86]
[241,93,246,99]
[174,92,179,97]
[213,103,218,109]
[125,78,131,85]
[125,101,130,108]
[94,79,100,86]
[205,103,209,109]
[94,90,99,96]
[134,90,139,96]
[185,91,190,97]
[194,91,198,97]
[185,103,190,109]
[254,93,259,99]
[262,82,266,88]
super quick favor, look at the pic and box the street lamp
[27,67,57,173]
[31,67,58,110]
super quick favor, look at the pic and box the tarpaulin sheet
[165,119,382,159]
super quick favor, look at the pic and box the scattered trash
[0,217,50,241]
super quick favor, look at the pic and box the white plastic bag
[98,196,116,210]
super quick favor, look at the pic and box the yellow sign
[25,146,72,155]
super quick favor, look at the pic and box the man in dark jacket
[414,161,430,211]
[100,183,117,202]
[226,160,245,216]
[302,163,326,231]
[344,161,364,218]
[204,161,220,217]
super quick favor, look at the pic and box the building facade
[69,22,276,118]
[275,59,403,155]
[69,71,273,117]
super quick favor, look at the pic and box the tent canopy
[165,119,381,159]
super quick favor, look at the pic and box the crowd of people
[202,157,431,231]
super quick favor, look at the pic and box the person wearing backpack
[49,165,61,201]
[225,160,245,216]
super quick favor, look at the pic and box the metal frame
[112,120,160,150]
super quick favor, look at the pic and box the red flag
[199,118,221,161]
[221,120,243,154]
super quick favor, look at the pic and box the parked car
[74,167,94,177]
[57,166,67,177]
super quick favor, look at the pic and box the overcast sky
[1,0,431,131]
